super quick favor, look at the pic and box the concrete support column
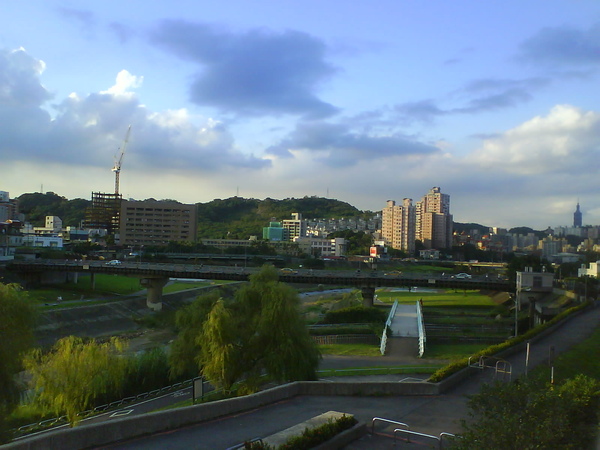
[360,286,376,308]
[140,277,169,311]
[90,272,96,290]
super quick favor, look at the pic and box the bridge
[6,260,514,310]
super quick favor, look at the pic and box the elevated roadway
[6,260,514,310]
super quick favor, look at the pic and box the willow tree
[201,265,320,393]
[169,291,219,379]
[0,283,36,442]
[24,336,128,426]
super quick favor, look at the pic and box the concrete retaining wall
[6,381,436,449]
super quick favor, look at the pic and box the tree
[24,336,128,426]
[0,284,36,442]
[168,291,220,379]
[454,375,600,449]
[200,265,321,393]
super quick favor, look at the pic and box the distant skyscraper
[574,202,582,227]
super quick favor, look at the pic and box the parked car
[105,260,122,265]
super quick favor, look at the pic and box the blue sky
[1,0,599,229]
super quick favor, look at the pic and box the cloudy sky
[1,1,599,229]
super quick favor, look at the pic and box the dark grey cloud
[149,20,339,118]
[394,77,548,123]
[517,23,600,67]
[394,100,445,123]
[266,121,439,167]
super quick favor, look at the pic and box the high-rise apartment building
[382,187,452,254]
[381,199,415,253]
[416,187,453,249]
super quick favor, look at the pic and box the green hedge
[320,306,386,324]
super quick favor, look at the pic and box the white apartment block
[282,213,307,240]
[294,236,347,257]
[578,261,600,278]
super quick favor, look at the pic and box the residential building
[118,200,197,246]
[381,198,415,253]
[416,187,452,249]
[0,191,22,222]
[282,213,307,240]
[578,261,600,278]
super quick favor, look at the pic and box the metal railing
[380,300,399,355]
[372,416,456,449]
[13,378,197,438]
[394,428,456,448]
[416,300,426,358]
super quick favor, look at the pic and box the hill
[195,196,365,238]
[15,193,365,238]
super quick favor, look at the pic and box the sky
[1,1,599,230]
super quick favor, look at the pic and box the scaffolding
[84,192,122,234]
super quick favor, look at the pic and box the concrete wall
[6,381,437,450]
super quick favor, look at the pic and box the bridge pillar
[360,286,376,308]
[140,277,169,311]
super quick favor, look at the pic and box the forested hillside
[15,193,368,238]
[195,196,366,238]
[17,192,90,227]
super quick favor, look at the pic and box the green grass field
[318,343,382,357]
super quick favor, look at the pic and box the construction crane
[112,125,131,195]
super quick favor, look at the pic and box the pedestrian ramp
[388,303,419,337]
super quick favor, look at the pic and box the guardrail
[12,378,197,439]
[416,300,426,358]
[380,300,398,355]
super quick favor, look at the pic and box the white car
[105,260,122,265]
[454,272,472,279]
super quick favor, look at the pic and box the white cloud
[471,105,600,175]
[100,70,143,97]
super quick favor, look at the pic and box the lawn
[531,325,600,382]
[318,343,382,357]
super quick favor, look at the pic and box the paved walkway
[389,303,419,337]
[102,305,600,449]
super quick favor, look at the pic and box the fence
[312,334,379,345]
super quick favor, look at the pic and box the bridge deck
[389,303,419,337]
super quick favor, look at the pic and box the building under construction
[84,192,122,235]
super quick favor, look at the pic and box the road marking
[110,410,134,417]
